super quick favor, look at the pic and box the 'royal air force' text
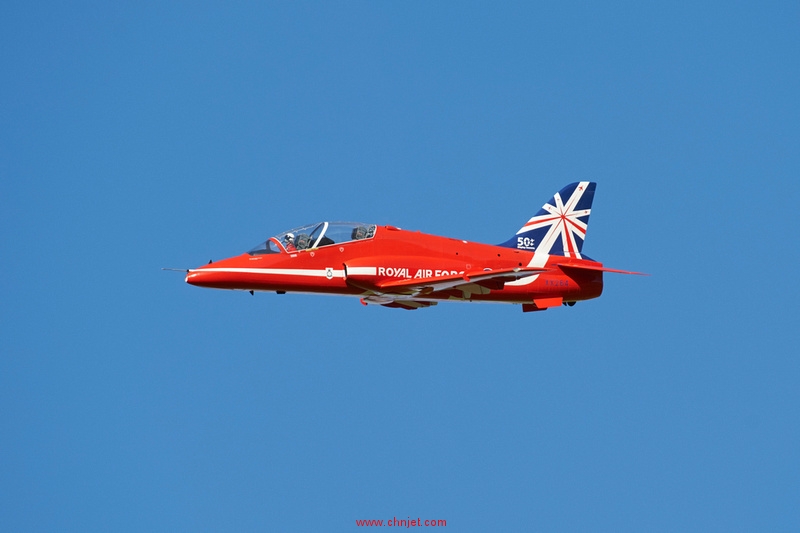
[378,267,463,279]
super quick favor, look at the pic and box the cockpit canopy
[248,222,377,255]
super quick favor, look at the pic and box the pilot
[283,232,296,252]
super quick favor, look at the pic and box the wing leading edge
[352,267,548,309]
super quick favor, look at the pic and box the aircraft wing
[353,268,546,310]
[373,267,548,297]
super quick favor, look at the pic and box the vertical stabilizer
[499,182,596,258]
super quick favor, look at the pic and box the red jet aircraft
[182,182,644,311]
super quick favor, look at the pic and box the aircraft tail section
[499,181,596,258]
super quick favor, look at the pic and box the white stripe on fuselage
[193,267,345,278]
[346,266,377,276]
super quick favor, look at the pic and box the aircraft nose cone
[184,255,250,290]
[185,269,214,287]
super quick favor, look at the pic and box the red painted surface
[184,225,632,311]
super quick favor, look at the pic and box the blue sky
[2,2,798,531]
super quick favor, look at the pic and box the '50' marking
[517,237,535,250]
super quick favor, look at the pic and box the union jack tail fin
[499,182,596,258]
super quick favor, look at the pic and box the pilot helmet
[285,232,295,242]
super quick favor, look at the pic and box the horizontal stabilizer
[558,263,648,276]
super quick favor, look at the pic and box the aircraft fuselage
[186,225,604,311]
